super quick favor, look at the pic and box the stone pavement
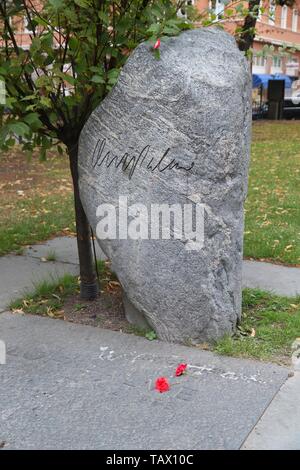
[0,312,289,450]
[242,260,300,297]
[242,370,300,450]
[0,236,299,449]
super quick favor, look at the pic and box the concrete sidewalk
[0,312,289,450]
[0,237,104,312]
[242,260,300,297]
[242,370,300,450]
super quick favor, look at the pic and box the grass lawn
[0,121,299,263]
[214,288,300,364]
[245,121,300,265]
[0,147,75,255]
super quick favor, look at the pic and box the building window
[292,9,298,32]
[281,5,287,29]
[214,0,226,18]
[253,55,267,67]
[269,0,276,25]
[208,0,227,20]
[257,1,262,21]
[23,16,31,34]
[179,0,195,18]
[273,56,282,68]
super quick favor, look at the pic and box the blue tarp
[273,73,293,88]
[252,73,293,89]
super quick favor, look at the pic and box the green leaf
[107,68,120,85]
[23,113,42,129]
[69,37,79,51]
[146,331,157,341]
[8,122,30,137]
[98,10,109,25]
[91,75,105,84]
[40,97,52,108]
[30,37,42,53]
[163,26,180,35]
[147,23,161,35]
[21,94,37,102]
[56,71,76,86]
[74,0,90,7]
[49,0,64,10]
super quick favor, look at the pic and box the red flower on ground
[154,38,161,50]
[175,363,187,377]
[155,377,170,393]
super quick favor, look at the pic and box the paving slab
[0,237,106,312]
[0,255,79,312]
[24,236,105,265]
[0,312,289,450]
[242,260,300,297]
[242,371,300,450]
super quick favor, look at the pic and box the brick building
[193,0,300,77]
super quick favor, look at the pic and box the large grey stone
[78,28,251,343]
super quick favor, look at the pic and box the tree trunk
[237,0,260,52]
[67,142,98,300]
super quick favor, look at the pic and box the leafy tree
[0,0,192,299]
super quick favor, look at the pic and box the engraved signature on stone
[91,138,195,180]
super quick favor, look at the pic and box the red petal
[154,39,161,50]
[155,377,170,393]
[175,363,187,376]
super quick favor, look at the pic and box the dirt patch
[63,284,134,333]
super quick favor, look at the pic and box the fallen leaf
[54,310,64,318]
[12,308,24,314]
[52,293,61,301]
